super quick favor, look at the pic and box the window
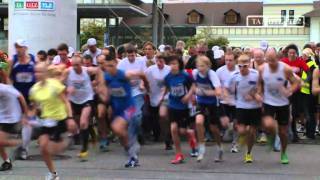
[289,10,294,24]
[187,10,203,24]
[281,10,286,23]
[224,9,240,25]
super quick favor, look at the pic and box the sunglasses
[238,64,250,68]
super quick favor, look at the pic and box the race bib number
[267,87,281,97]
[110,87,127,97]
[72,80,85,90]
[16,72,33,83]
[170,84,185,97]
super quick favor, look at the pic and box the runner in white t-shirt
[118,45,147,144]
[216,51,239,153]
[0,70,28,171]
[145,52,172,149]
[225,54,261,163]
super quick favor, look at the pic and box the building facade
[0,0,148,51]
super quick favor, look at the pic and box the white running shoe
[230,144,239,153]
[45,172,59,180]
[214,149,223,162]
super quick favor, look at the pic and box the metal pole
[152,0,159,47]
[158,3,164,45]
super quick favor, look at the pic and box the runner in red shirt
[281,44,308,142]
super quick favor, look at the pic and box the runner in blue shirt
[102,55,149,168]
[161,55,195,164]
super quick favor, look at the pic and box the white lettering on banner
[247,15,305,27]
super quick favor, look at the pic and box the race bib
[110,87,127,97]
[16,72,33,83]
[267,87,281,97]
[171,84,185,97]
[72,80,85,90]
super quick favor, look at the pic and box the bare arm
[59,90,77,133]
[312,68,320,95]
[126,71,150,92]
[285,65,300,93]
[18,95,29,124]
[60,68,70,83]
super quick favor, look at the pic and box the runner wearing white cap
[84,38,102,65]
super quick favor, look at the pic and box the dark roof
[124,2,263,26]
[224,9,240,16]
[304,9,320,17]
[187,9,204,17]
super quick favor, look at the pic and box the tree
[80,22,106,48]
[186,27,229,49]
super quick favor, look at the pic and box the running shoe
[19,148,28,160]
[244,153,253,163]
[78,151,89,161]
[257,133,267,144]
[45,172,60,180]
[165,143,173,150]
[190,148,199,157]
[99,139,109,152]
[214,149,223,162]
[0,160,12,171]
[316,126,320,135]
[280,152,289,164]
[230,144,239,153]
[171,154,184,164]
[125,157,139,168]
[297,125,305,133]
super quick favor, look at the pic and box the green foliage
[80,22,106,48]
[185,27,229,49]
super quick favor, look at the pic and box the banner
[8,0,77,56]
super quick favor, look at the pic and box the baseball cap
[87,38,97,46]
[158,44,165,52]
[14,39,28,48]
[68,46,75,58]
[260,40,269,51]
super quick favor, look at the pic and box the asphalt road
[1,140,320,180]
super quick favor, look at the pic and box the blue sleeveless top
[10,54,36,101]
[104,70,134,112]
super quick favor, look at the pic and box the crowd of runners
[0,38,320,180]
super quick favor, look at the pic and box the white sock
[22,125,32,150]
[198,143,205,154]
[217,145,223,152]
